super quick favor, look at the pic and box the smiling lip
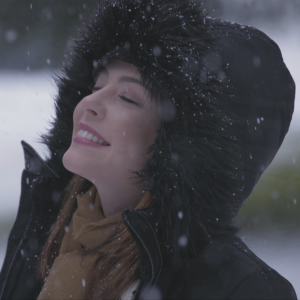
[78,122,110,145]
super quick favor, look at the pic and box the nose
[81,91,106,119]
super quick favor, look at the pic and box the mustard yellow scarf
[38,185,131,300]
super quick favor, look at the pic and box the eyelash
[119,95,139,106]
[91,87,139,106]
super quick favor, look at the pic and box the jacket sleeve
[0,168,38,300]
[0,141,66,300]
[228,271,297,300]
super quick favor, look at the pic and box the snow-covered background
[0,26,299,296]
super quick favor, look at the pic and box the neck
[95,179,146,217]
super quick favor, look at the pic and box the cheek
[62,101,86,174]
[134,109,160,145]
[115,111,159,158]
[72,102,83,134]
[113,111,150,143]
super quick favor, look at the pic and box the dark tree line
[0,0,299,69]
[0,0,98,69]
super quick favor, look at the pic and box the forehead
[97,60,141,80]
[94,59,159,105]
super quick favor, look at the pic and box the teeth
[86,133,93,141]
[77,130,108,146]
[92,136,99,143]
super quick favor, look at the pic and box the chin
[63,148,84,176]
[63,147,97,183]
[62,148,76,173]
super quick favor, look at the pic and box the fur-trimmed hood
[42,0,295,261]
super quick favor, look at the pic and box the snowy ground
[0,31,299,294]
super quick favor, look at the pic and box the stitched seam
[229,241,272,272]
[124,214,154,298]
[140,211,163,285]
[226,273,258,299]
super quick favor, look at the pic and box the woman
[0,0,297,299]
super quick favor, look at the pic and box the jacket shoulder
[224,239,297,299]
[228,271,297,299]
[0,142,69,300]
[157,238,297,299]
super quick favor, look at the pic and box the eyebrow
[97,68,150,92]
[119,76,148,90]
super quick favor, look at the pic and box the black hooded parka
[0,0,297,299]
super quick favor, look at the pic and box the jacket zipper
[125,211,163,299]
[0,213,32,300]
[139,211,163,286]
[125,217,155,298]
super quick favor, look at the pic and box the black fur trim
[40,0,295,264]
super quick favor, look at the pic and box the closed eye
[91,86,140,107]
[119,96,140,106]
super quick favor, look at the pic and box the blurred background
[0,0,299,294]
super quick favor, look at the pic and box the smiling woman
[63,60,160,217]
[0,0,297,299]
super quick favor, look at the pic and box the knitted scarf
[38,185,147,300]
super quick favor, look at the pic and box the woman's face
[63,60,160,215]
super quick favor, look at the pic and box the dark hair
[92,47,161,105]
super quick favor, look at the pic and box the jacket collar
[122,207,164,286]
